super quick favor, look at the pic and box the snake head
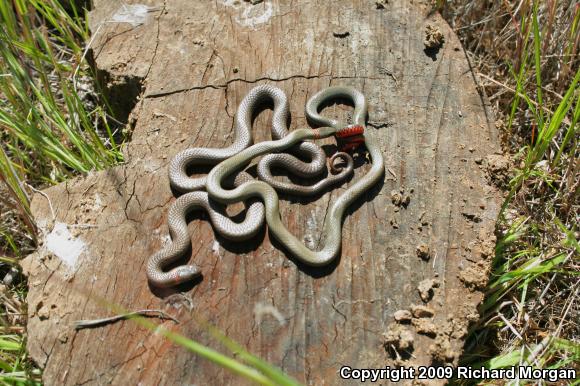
[171,265,201,286]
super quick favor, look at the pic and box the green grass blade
[205,323,303,386]
[531,1,544,129]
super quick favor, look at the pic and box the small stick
[26,183,55,225]
[74,309,179,330]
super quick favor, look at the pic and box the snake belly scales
[147,85,385,288]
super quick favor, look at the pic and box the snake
[168,85,351,193]
[146,173,265,287]
[206,86,385,266]
[147,85,358,287]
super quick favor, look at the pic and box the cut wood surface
[22,0,505,384]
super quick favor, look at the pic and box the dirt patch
[417,278,439,303]
[416,243,431,261]
[411,304,435,318]
[424,24,444,49]
[393,309,412,323]
[429,335,458,364]
[384,324,415,350]
[468,231,497,261]
[411,318,437,337]
[375,0,388,9]
[484,154,512,187]
[391,188,411,208]
[458,260,490,291]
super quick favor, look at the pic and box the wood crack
[143,74,383,99]
[143,1,165,82]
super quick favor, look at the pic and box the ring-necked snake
[147,85,384,288]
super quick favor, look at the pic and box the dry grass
[441,0,579,378]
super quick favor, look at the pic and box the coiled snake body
[147,85,384,288]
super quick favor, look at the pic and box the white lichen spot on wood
[221,0,273,29]
[44,222,87,269]
[303,209,319,249]
[93,193,103,209]
[212,240,221,256]
[254,302,286,326]
[143,159,162,173]
[110,4,156,27]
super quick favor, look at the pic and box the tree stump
[22,0,504,384]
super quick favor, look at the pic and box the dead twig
[74,309,180,330]
[26,183,55,225]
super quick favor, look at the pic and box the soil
[424,24,445,49]
[417,278,440,302]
